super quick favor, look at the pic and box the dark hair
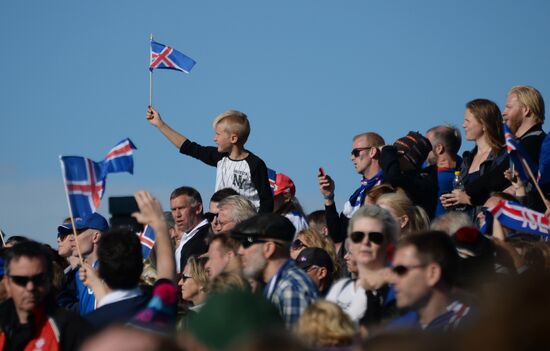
[98,228,143,289]
[170,186,203,207]
[466,99,504,154]
[210,188,239,203]
[427,125,462,156]
[397,231,459,287]
[306,210,326,227]
[4,241,53,278]
[5,235,31,247]
[489,191,519,203]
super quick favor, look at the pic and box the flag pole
[59,156,84,264]
[149,34,153,107]
[520,157,550,212]
[0,229,6,247]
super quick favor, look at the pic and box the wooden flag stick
[59,157,84,264]
[520,157,550,212]
[0,229,6,247]
[149,34,153,107]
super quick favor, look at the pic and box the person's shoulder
[244,150,267,166]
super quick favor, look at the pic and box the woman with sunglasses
[326,204,399,330]
[441,99,510,219]
[176,256,209,330]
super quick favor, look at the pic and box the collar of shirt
[264,259,293,299]
[98,287,143,308]
[175,219,209,272]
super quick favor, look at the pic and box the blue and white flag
[137,225,156,259]
[504,123,537,183]
[489,200,550,238]
[60,138,136,218]
[150,41,196,73]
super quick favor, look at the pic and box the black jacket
[179,222,210,271]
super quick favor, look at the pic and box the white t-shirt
[325,278,367,323]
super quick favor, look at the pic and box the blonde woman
[295,300,356,348]
[376,191,430,236]
[290,228,341,279]
[179,256,209,311]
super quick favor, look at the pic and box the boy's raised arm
[146,106,188,149]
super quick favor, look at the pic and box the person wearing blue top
[231,213,318,327]
[425,125,463,218]
[57,212,109,315]
[388,231,471,331]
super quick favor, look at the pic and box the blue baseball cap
[57,213,109,236]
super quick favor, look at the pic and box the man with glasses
[389,230,471,331]
[212,195,257,234]
[232,213,318,327]
[0,241,90,350]
[57,212,109,315]
[318,132,385,247]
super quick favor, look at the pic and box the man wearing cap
[57,212,109,315]
[295,247,334,297]
[169,186,210,273]
[318,132,385,246]
[232,213,318,327]
[273,173,308,234]
[388,231,471,331]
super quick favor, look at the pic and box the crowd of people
[1,85,550,351]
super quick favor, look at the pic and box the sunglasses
[181,273,194,281]
[238,236,275,249]
[204,212,218,223]
[349,231,385,245]
[351,146,374,157]
[8,273,48,287]
[291,239,307,250]
[391,264,426,276]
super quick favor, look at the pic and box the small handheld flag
[150,41,196,73]
[137,225,156,259]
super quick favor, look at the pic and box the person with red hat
[273,173,308,235]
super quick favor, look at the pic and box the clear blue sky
[1,0,549,246]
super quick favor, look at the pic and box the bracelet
[323,194,335,201]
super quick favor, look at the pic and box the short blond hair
[509,86,545,123]
[212,110,251,145]
[295,300,356,348]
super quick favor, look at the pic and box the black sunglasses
[238,236,274,249]
[349,231,385,245]
[8,273,48,287]
[204,212,218,223]
[291,239,307,250]
[351,146,374,157]
[391,264,426,276]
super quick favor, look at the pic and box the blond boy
[147,107,273,213]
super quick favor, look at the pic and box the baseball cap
[452,227,493,259]
[295,247,334,275]
[230,213,295,243]
[57,213,109,236]
[274,173,296,197]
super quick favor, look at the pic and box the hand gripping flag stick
[59,157,85,264]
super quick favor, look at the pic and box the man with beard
[232,213,318,327]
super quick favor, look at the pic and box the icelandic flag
[488,200,550,238]
[60,157,106,218]
[268,168,277,194]
[137,225,156,259]
[60,138,137,218]
[538,133,550,185]
[102,138,137,177]
[504,123,537,183]
[150,41,196,73]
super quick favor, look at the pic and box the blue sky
[1,0,549,245]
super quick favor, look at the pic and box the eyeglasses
[291,239,307,250]
[8,273,48,287]
[351,147,374,157]
[204,212,218,223]
[349,231,385,245]
[181,273,194,281]
[391,264,427,276]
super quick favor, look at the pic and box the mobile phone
[319,167,326,176]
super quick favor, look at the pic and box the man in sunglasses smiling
[1,241,90,350]
[389,231,471,331]
[231,213,318,327]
